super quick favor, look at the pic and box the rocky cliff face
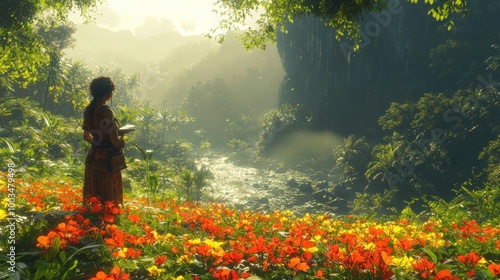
[275,0,500,136]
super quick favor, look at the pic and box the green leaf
[59,250,66,263]
[423,247,438,264]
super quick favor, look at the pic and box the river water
[197,155,333,216]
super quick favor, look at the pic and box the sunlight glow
[89,0,218,37]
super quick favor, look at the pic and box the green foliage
[94,67,141,107]
[337,75,500,215]
[133,143,162,199]
[364,143,399,189]
[115,104,139,128]
[480,135,500,185]
[0,0,102,89]
[19,238,102,280]
[423,183,500,225]
[258,103,303,152]
[323,136,373,211]
[60,60,92,117]
[183,79,238,147]
[369,87,500,203]
[0,98,84,179]
[486,43,500,72]
[351,189,398,217]
[177,167,212,202]
[227,138,255,164]
[211,0,470,49]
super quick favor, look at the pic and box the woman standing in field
[82,76,126,206]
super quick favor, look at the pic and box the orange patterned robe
[82,103,124,206]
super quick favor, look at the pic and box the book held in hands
[119,124,136,134]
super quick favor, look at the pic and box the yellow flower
[210,247,226,257]
[363,242,376,251]
[152,231,160,239]
[205,239,225,249]
[311,235,322,242]
[171,276,185,280]
[0,209,7,220]
[177,255,191,264]
[189,238,201,245]
[306,246,319,253]
[147,265,165,277]
[129,205,139,211]
[117,247,128,258]
[1,197,8,208]
[392,255,415,270]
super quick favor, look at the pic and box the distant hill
[65,23,217,74]
[65,24,284,117]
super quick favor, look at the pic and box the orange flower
[326,244,343,262]
[381,251,393,266]
[104,225,125,249]
[90,266,129,280]
[36,231,66,250]
[489,263,500,276]
[127,214,141,224]
[125,247,141,258]
[36,234,53,250]
[396,238,414,251]
[171,246,179,254]
[287,257,310,273]
[433,269,459,280]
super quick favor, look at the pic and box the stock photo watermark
[382,74,500,189]
[5,162,17,273]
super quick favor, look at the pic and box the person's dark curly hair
[89,76,115,100]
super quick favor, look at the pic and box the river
[197,154,334,216]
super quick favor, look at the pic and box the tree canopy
[0,0,102,90]
[210,0,470,49]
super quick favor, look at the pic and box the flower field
[1,173,500,279]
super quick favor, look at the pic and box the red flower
[224,251,244,265]
[125,247,141,258]
[155,255,167,266]
[412,258,435,279]
[465,270,476,278]
[457,251,481,265]
[211,268,239,280]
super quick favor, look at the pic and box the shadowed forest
[1,0,500,279]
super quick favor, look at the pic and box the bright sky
[82,0,220,37]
